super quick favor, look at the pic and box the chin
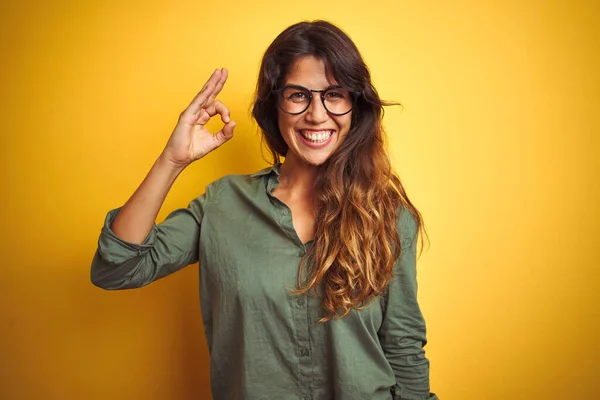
[301,154,332,167]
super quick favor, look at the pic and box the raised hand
[162,68,236,168]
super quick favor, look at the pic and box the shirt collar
[251,163,282,178]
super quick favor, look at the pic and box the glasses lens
[322,87,353,115]
[279,87,311,114]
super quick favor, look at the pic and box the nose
[304,95,329,124]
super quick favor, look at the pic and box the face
[277,56,352,166]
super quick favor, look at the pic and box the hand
[162,68,236,168]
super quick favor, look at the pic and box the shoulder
[397,204,419,249]
[182,166,274,219]
[202,166,274,202]
[203,174,254,198]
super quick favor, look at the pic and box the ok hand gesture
[162,68,236,168]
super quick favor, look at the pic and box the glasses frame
[273,84,360,116]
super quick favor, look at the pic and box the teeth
[300,130,332,143]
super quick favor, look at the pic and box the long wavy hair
[252,20,427,322]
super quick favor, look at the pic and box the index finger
[206,68,228,106]
[185,69,223,116]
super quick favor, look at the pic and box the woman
[91,20,438,400]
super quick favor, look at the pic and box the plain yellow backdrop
[1,0,598,398]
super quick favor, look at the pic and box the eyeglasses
[274,85,359,116]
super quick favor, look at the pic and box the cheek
[278,112,300,133]
[337,114,353,135]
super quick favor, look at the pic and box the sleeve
[90,191,208,290]
[378,207,439,400]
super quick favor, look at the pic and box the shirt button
[299,347,309,357]
[296,298,305,307]
[282,209,289,215]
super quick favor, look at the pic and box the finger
[184,82,216,121]
[222,120,236,139]
[184,69,223,118]
[203,121,235,155]
[213,120,236,146]
[195,108,211,126]
[194,100,229,127]
[192,69,220,104]
[205,100,231,123]
[206,68,228,105]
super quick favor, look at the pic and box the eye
[325,89,347,100]
[288,91,308,101]
[283,89,311,104]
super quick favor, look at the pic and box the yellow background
[1,0,598,398]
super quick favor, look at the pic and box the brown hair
[252,20,427,321]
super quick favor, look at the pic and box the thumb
[213,120,236,147]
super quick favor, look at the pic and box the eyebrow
[283,83,343,90]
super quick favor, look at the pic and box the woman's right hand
[161,68,236,169]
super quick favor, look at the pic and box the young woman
[91,20,438,400]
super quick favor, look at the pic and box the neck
[277,155,320,199]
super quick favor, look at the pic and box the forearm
[110,154,185,244]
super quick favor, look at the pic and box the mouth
[297,129,334,145]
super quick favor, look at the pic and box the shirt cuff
[393,389,439,400]
[97,208,157,264]
[394,394,439,400]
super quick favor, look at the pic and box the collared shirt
[91,164,438,400]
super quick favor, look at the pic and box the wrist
[156,153,187,177]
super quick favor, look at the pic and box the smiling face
[277,56,353,166]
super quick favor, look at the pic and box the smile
[298,130,333,143]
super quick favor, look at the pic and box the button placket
[292,288,312,396]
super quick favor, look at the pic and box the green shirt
[91,164,438,400]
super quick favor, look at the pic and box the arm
[108,154,185,245]
[90,192,207,290]
[109,68,235,244]
[378,208,438,400]
[90,68,235,289]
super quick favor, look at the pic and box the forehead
[284,56,338,88]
